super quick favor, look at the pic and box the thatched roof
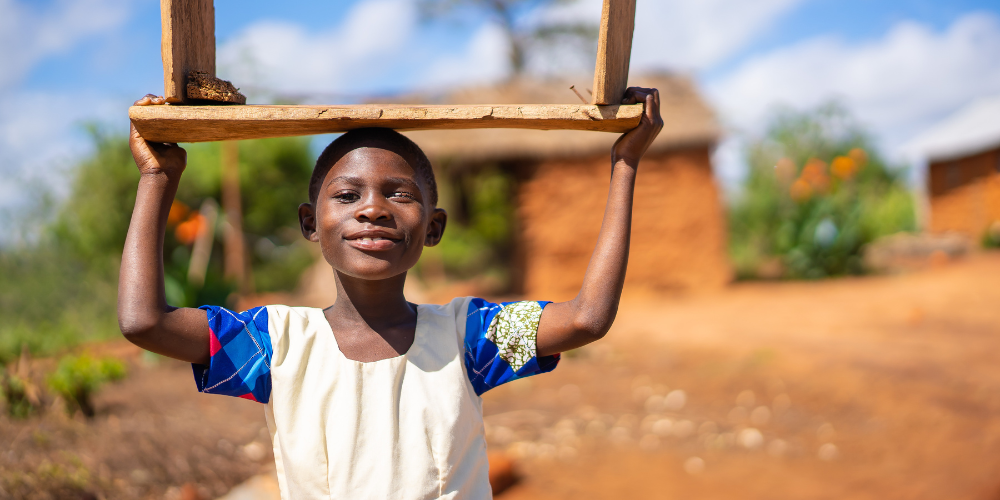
[905,94,1000,163]
[396,74,720,162]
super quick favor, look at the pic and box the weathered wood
[161,0,215,103]
[591,0,637,105]
[129,104,645,143]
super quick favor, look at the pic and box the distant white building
[906,95,1000,238]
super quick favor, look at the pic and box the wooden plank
[129,104,644,143]
[591,0,637,105]
[161,0,215,102]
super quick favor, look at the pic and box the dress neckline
[317,305,422,364]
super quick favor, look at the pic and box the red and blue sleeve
[464,298,560,396]
[192,305,272,403]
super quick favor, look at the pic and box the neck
[328,270,415,329]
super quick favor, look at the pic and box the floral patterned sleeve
[463,298,560,395]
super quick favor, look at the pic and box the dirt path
[484,254,1000,499]
[3,254,998,499]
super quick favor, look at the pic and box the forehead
[324,146,420,185]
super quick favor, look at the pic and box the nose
[354,193,392,222]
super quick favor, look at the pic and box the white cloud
[707,12,1000,153]
[536,0,805,73]
[218,0,418,98]
[0,0,131,91]
[632,0,805,72]
[0,90,121,221]
[417,23,508,89]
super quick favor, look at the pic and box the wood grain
[591,0,637,105]
[161,0,215,102]
[129,104,644,143]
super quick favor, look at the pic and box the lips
[344,229,401,251]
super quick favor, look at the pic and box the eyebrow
[326,176,421,190]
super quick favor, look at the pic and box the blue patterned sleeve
[191,306,272,403]
[464,298,560,395]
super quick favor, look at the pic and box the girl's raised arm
[535,87,663,357]
[118,95,211,364]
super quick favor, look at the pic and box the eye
[333,191,360,203]
[390,191,416,201]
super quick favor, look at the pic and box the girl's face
[299,147,446,280]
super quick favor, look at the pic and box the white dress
[192,297,559,499]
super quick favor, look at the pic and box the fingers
[129,123,144,145]
[133,94,167,106]
[620,87,656,105]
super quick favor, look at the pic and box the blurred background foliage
[728,102,916,279]
[0,130,315,363]
[417,164,517,290]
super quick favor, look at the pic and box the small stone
[652,418,673,436]
[818,443,839,461]
[241,442,266,461]
[664,390,687,410]
[738,428,764,449]
[683,456,705,474]
[750,406,771,426]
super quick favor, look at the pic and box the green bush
[46,354,126,417]
[983,222,1000,249]
[1,373,36,419]
[728,103,916,279]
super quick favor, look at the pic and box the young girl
[119,88,662,499]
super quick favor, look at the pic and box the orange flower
[790,177,813,202]
[167,201,190,227]
[774,157,796,185]
[848,147,868,168]
[801,158,829,193]
[175,213,207,245]
[830,156,858,180]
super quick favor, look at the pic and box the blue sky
[2,0,999,213]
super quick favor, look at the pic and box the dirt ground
[3,253,999,499]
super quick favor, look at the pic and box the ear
[298,203,320,242]
[424,208,447,247]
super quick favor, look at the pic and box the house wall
[927,147,1000,237]
[513,146,732,301]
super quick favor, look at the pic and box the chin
[338,265,407,281]
[324,252,416,281]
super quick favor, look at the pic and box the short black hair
[308,128,437,207]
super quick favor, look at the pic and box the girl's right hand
[129,94,187,177]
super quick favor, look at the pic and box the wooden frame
[131,0,638,143]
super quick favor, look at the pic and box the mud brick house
[404,74,731,300]
[909,95,1000,238]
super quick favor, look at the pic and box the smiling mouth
[345,236,401,251]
